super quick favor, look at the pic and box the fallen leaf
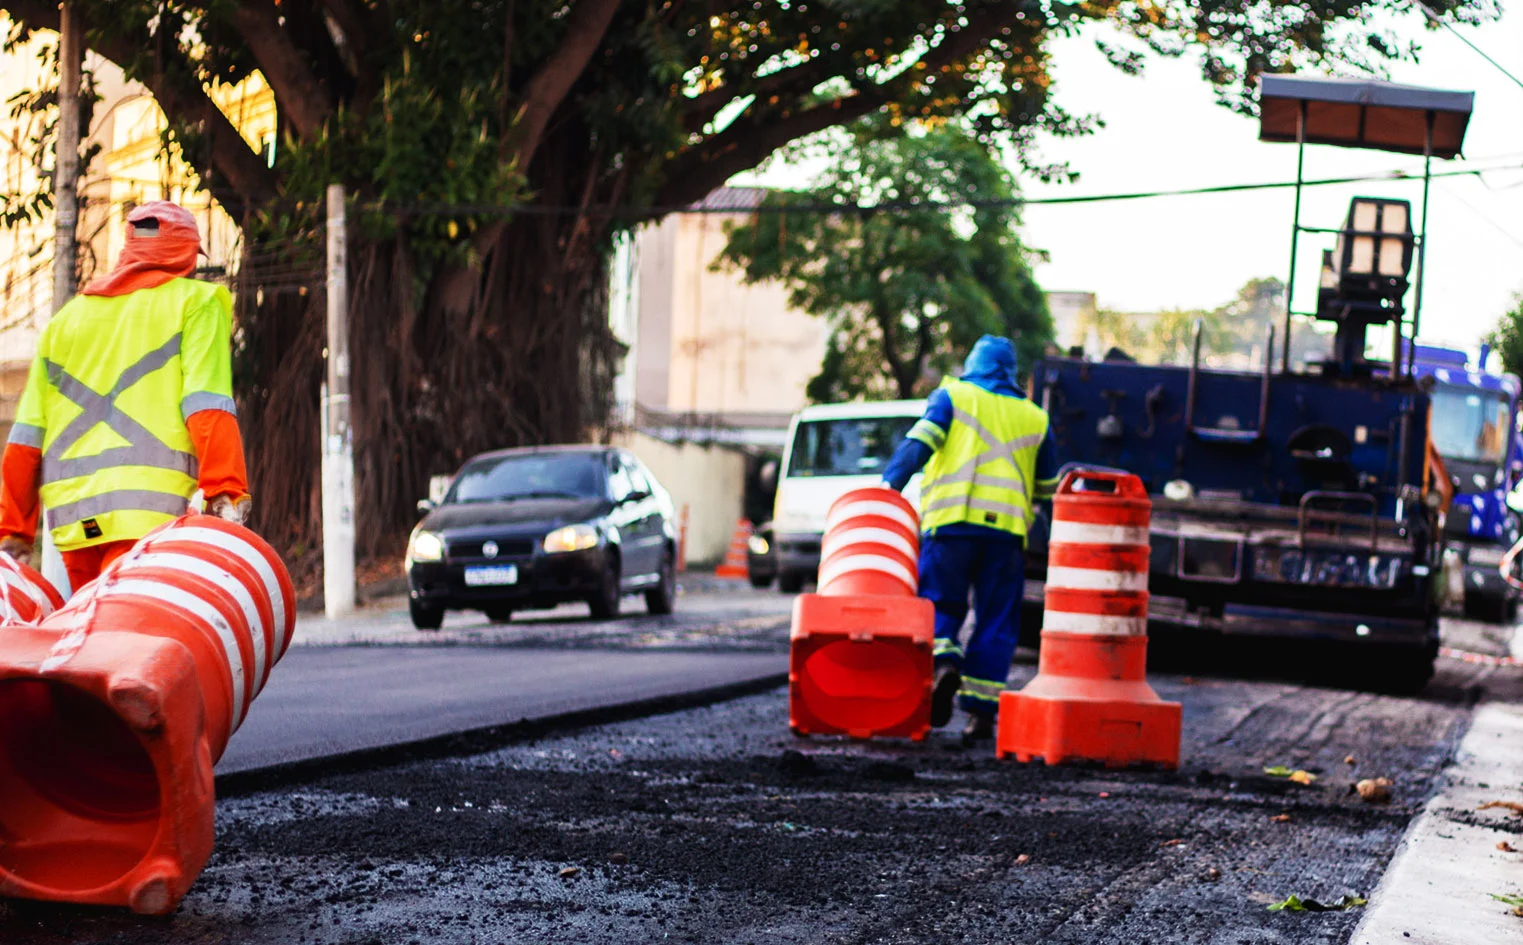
[1098,792,1111,798]
[1014,854,1031,866]
[558,866,581,879]
[1479,801,1523,816]
[1357,778,1394,804]
[1497,842,1517,853]
[1268,894,1367,913]
[609,852,629,865]
[1202,867,1222,883]
[1264,766,1318,784]
[1160,838,1185,847]
[1345,755,1357,766]
[1271,813,1292,823]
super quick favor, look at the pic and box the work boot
[931,664,960,728]
[962,712,995,746]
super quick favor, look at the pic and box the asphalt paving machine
[1025,75,1478,690]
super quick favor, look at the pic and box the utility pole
[322,183,356,618]
[42,2,82,597]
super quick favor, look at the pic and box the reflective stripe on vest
[42,334,198,484]
[919,380,1049,537]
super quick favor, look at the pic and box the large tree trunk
[236,136,623,563]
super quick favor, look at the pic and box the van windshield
[786,417,917,478]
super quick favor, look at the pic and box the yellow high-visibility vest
[10,278,236,550]
[918,379,1050,537]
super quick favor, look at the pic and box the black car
[405,446,678,630]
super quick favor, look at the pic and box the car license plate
[464,565,518,587]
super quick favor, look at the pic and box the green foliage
[1079,277,1325,369]
[1484,293,1523,378]
[718,118,1051,402]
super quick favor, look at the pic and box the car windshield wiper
[500,490,589,501]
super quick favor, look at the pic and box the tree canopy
[0,0,1496,559]
[1486,293,1523,378]
[717,118,1050,402]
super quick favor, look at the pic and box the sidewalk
[1352,636,1523,945]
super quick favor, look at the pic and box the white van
[771,399,926,592]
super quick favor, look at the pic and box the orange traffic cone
[996,470,1181,768]
[789,488,934,740]
[715,519,752,578]
[0,515,295,914]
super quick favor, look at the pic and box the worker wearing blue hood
[881,335,1059,743]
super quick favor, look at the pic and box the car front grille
[448,538,537,560]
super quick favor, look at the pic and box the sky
[740,7,1523,354]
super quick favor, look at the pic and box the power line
[363,160,1522,218]
[1416,0,1523,92]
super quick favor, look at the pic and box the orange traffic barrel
[996,470,1181,768]
[816,490,920,597]
[789,488,934,740]
[0,515,295,914]
[0,553,65,623]
[715,519,752,578]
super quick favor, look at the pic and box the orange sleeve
[0,442,42,542]
[186,410,249,502]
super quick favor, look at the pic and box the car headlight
[409,531,444,563]
[748,535,770,555]
[544,523,599,554]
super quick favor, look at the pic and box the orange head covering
[81,200,205,298]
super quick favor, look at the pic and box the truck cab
[1411,345,1522,620]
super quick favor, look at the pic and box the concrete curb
[215,669,788,797]
[1351,699,1523,944]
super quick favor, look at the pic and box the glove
[207,494,252,526]
[0,535,32,566]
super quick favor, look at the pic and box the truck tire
[777,569,806,594]
[1364,644,1436,696]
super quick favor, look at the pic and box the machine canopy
[1259,75,1473,158]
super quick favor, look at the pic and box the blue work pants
[918,532,1025,717]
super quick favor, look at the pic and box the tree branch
[654,8,1018,210]
[680,53,839,133]
[3,0,278,217]
[229,0,336,138]
[507,0,624,168]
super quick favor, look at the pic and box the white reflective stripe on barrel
[817,553,917,592]
[1045,566,1148,592]
[1049,521,1150,547]
[150,527,291,659]
[117,552,270,695]
[0,564,50,617]
[821,526,917,563]
[97,579,249,731]
[1040,610,1148,636]
[825,500,919,536]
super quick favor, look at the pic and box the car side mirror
[416,499,435,516]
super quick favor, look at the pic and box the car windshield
[786,416,917,478]
[1430,386,1511,465]
[446,452,606,503]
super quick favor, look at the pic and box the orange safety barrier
[996,470,1181,768]
[789,488,935,740]
[715,519,752,578]
[0,515,295,915]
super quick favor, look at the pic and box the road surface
[2,590,1520,944]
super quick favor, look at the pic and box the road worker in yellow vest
[881,335,1059,743]
[0,201,251,591]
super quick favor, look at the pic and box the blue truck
[1022,75,1478,691]
[1409,344,1523,621]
